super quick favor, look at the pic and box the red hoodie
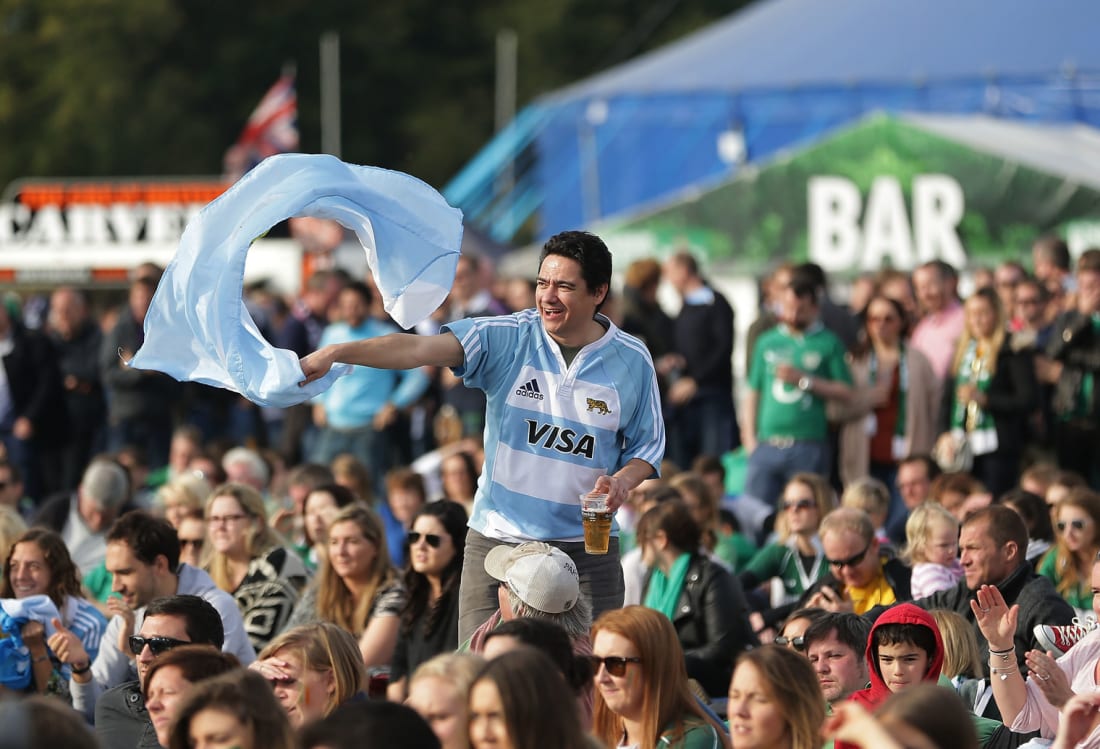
[849,603,944,710]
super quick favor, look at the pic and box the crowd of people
[2,229,1100,748]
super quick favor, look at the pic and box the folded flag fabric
[0,595,62,690]
[128,153,464,408]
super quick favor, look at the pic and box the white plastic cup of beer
[581,492,612,555]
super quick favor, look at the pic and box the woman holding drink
[637,499,758,697]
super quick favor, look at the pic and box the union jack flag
[223,70,299,182]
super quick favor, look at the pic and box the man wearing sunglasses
[803,508,911,616]
[89,595,223,749]
[51,511,254,723]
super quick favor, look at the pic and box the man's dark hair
[871,623,938,680]
[1000,488,1054,544]
[918,259,959,284]
[799,262,827,291]
[0,457,21,483]
[1078,248,1100,275]
[898,454,940,482]
[787,265,820,302]
[539,231,612,312]
[803,612,871,655]
[106,510,180,572]
[1035,234,1071,271]
[341,280,373,306]
[144,595,225,649]
[963,505,1028,560]
[300,701,440,749]
[484,618,593,694]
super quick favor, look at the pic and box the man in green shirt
[742,264,852,507]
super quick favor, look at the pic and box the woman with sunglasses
[203,483,309,651]
[386,500,468,701]
[1040,488,1100,617]
[835,295,939,501]
[739,473,835,633]
[591,605,731,749]
[250,622,367,728]
[773,607,826,652]
[0,528,107,693]
[286,504,406,671]
[637,500,757,698]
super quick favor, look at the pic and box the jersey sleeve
[441,315,521,395]
[619,351,666,474]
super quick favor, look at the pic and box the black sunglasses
[781,498,816,512]
[774,635,806,651]
[1057,519,1089,532]
[587,655,642,677]
[179,538,204,549]
[407,532,442,548]
[128,635,188,656]
[827,543,871,569]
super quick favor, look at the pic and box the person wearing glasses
[47,511,255,724]
[804,508,911,616]
[773,607,827,653]
[739,473,835,634]
[203,483,308,650]
[590,605,731,749]
[637,500,757,697]
[1039,488,1100,618]
[89,595,225,749]
[387,500,468,702]
[835,295,940,534]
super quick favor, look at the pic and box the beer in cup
[581,493,612,555]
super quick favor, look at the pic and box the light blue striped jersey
[442,310,664,542]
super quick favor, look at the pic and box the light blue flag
[128,153,463,408]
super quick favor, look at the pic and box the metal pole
[320,32,342,158]
[494,28,518,232]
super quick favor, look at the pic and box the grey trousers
[457,527,625,643]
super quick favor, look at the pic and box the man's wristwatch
[71,661,91,675]
[797,376,813,392]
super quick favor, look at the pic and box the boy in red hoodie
[850,602,943,709]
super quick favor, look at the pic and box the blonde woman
[287,504,406,669]
[739,473,835,631]
[935,286,1036,498]
[1040,487,1100,616]
[204,482,309,650]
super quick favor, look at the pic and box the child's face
[925,522,959,566]
[877,641,931,693]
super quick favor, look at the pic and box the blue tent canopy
[445,0,1100,242]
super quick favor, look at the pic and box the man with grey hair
[467,541,593,653]
[221,446,270,492]
[33,459,131,575]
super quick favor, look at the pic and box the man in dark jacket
[908,505,1074,677]
[663,251,738,469]
[99,277,180,469]
[47,287,106,492]
[0,297,68,502]
[90,595,224,749]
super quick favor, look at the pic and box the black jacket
[910,562,1074,677]
[645,553,758,697]
[1048,309,1100,424]
[1,322,68,443]
[94,680,160,749]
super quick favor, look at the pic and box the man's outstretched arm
[300,331,465,385]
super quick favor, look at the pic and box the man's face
[452,257,479,302]
[959,519,1014,590]
[913,267,946,315]
[807,632,867,703]
[896,462,930,510]
[106,541,161,609]
[136,614,190,683]
[1014,283,1044,327]
[1078,270,1100,316]
[336,288,369,328]
[780,286,816,330]
[661,258,691,295]
[994,266,1022,313]
[0,467,22,508]
[822,529,879,589]
[535,254,605,346]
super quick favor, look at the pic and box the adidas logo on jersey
[515,378,544,400]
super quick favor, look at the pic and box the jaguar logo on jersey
[585,398,611,415]
[525,419,595,459]
[515,378,544,400]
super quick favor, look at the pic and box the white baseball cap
[484,541,580,614]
